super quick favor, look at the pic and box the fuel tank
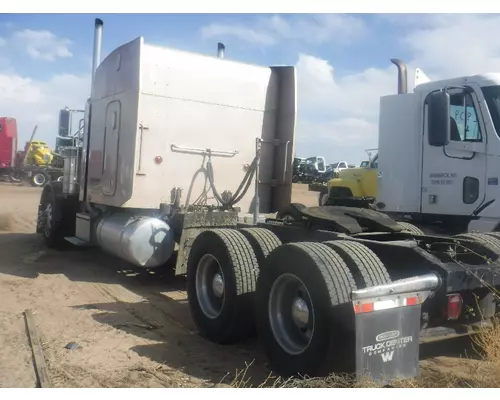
[95,213,175,268]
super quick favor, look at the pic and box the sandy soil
[0,183,481,388]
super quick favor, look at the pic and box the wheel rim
[44,203,53,238]
[195,254,225,319]
[268,273,315,355]
[34,173,46,186]
[282,214,296,223]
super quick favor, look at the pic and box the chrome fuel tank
[95,213,175,268]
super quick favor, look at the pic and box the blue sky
[0,14,415,81]
[0,13,499,164]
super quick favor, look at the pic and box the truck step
[64,236,90,247]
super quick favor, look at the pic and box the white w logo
[381,351,394,362]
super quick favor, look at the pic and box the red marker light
[447,294,463,320]
[154,156,163,164]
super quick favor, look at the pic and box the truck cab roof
[414,73,500,93]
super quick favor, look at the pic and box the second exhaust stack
[217,42,225,58]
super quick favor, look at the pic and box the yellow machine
[24,140,54,166]
[324,149,378,205]
[22,126,54,167]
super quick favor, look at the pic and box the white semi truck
[35,19,500,382]
[319,59,500,236]
[378,60,500,234]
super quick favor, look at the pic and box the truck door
[421,86,487,216]
[101,100,121,196]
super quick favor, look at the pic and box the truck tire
[37,183,78,249]
[32,172,48,187]
[455,232,500,254]
[186,229,259,344]
[323,240,391,288]
[484,232,500,241]
[398,221,424,236]
[256,242,357,377]
[239,228,282,267]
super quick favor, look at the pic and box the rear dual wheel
[256,242,359,376]
[186,229,260,344]
[187,228,283,344]
[186,228,391,377]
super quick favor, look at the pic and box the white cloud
[0,25,83,146]
[200,23,275,46]
[292,14,500,164]
[294,54,400,162]
[200,14,366,46]
[12,29,73,61]
[0,72,89,146]
[0,37,6,47]
[404,14,500,78]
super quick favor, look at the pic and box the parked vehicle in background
[292,157,304,182]
[330,160,349,178]
[0,117,17,181]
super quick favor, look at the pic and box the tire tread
[239,228,282,266]
[398,221,424,235]
[323,240,391,288]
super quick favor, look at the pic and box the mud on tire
[256,242,357,377]
[323,240,391,288]
[186,228,259,344]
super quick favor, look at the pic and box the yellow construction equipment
[22,126,54,166]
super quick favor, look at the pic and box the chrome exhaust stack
[91,18,103,96]
[390,58,408,94]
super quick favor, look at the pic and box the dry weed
[228,318,500,388]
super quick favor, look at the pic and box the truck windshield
[481,85,500,137]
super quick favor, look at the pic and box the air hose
[184,154,258,210]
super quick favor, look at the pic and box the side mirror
[428,91,450,146]
[58,109,71,137]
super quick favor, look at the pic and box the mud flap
[350,272,441,384]
[354,302,422,383]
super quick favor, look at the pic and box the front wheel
[38,193,65,248]
[37,184,78,249]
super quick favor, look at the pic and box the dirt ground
[0,183,484,388]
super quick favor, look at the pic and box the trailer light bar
[354,295,420,314]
